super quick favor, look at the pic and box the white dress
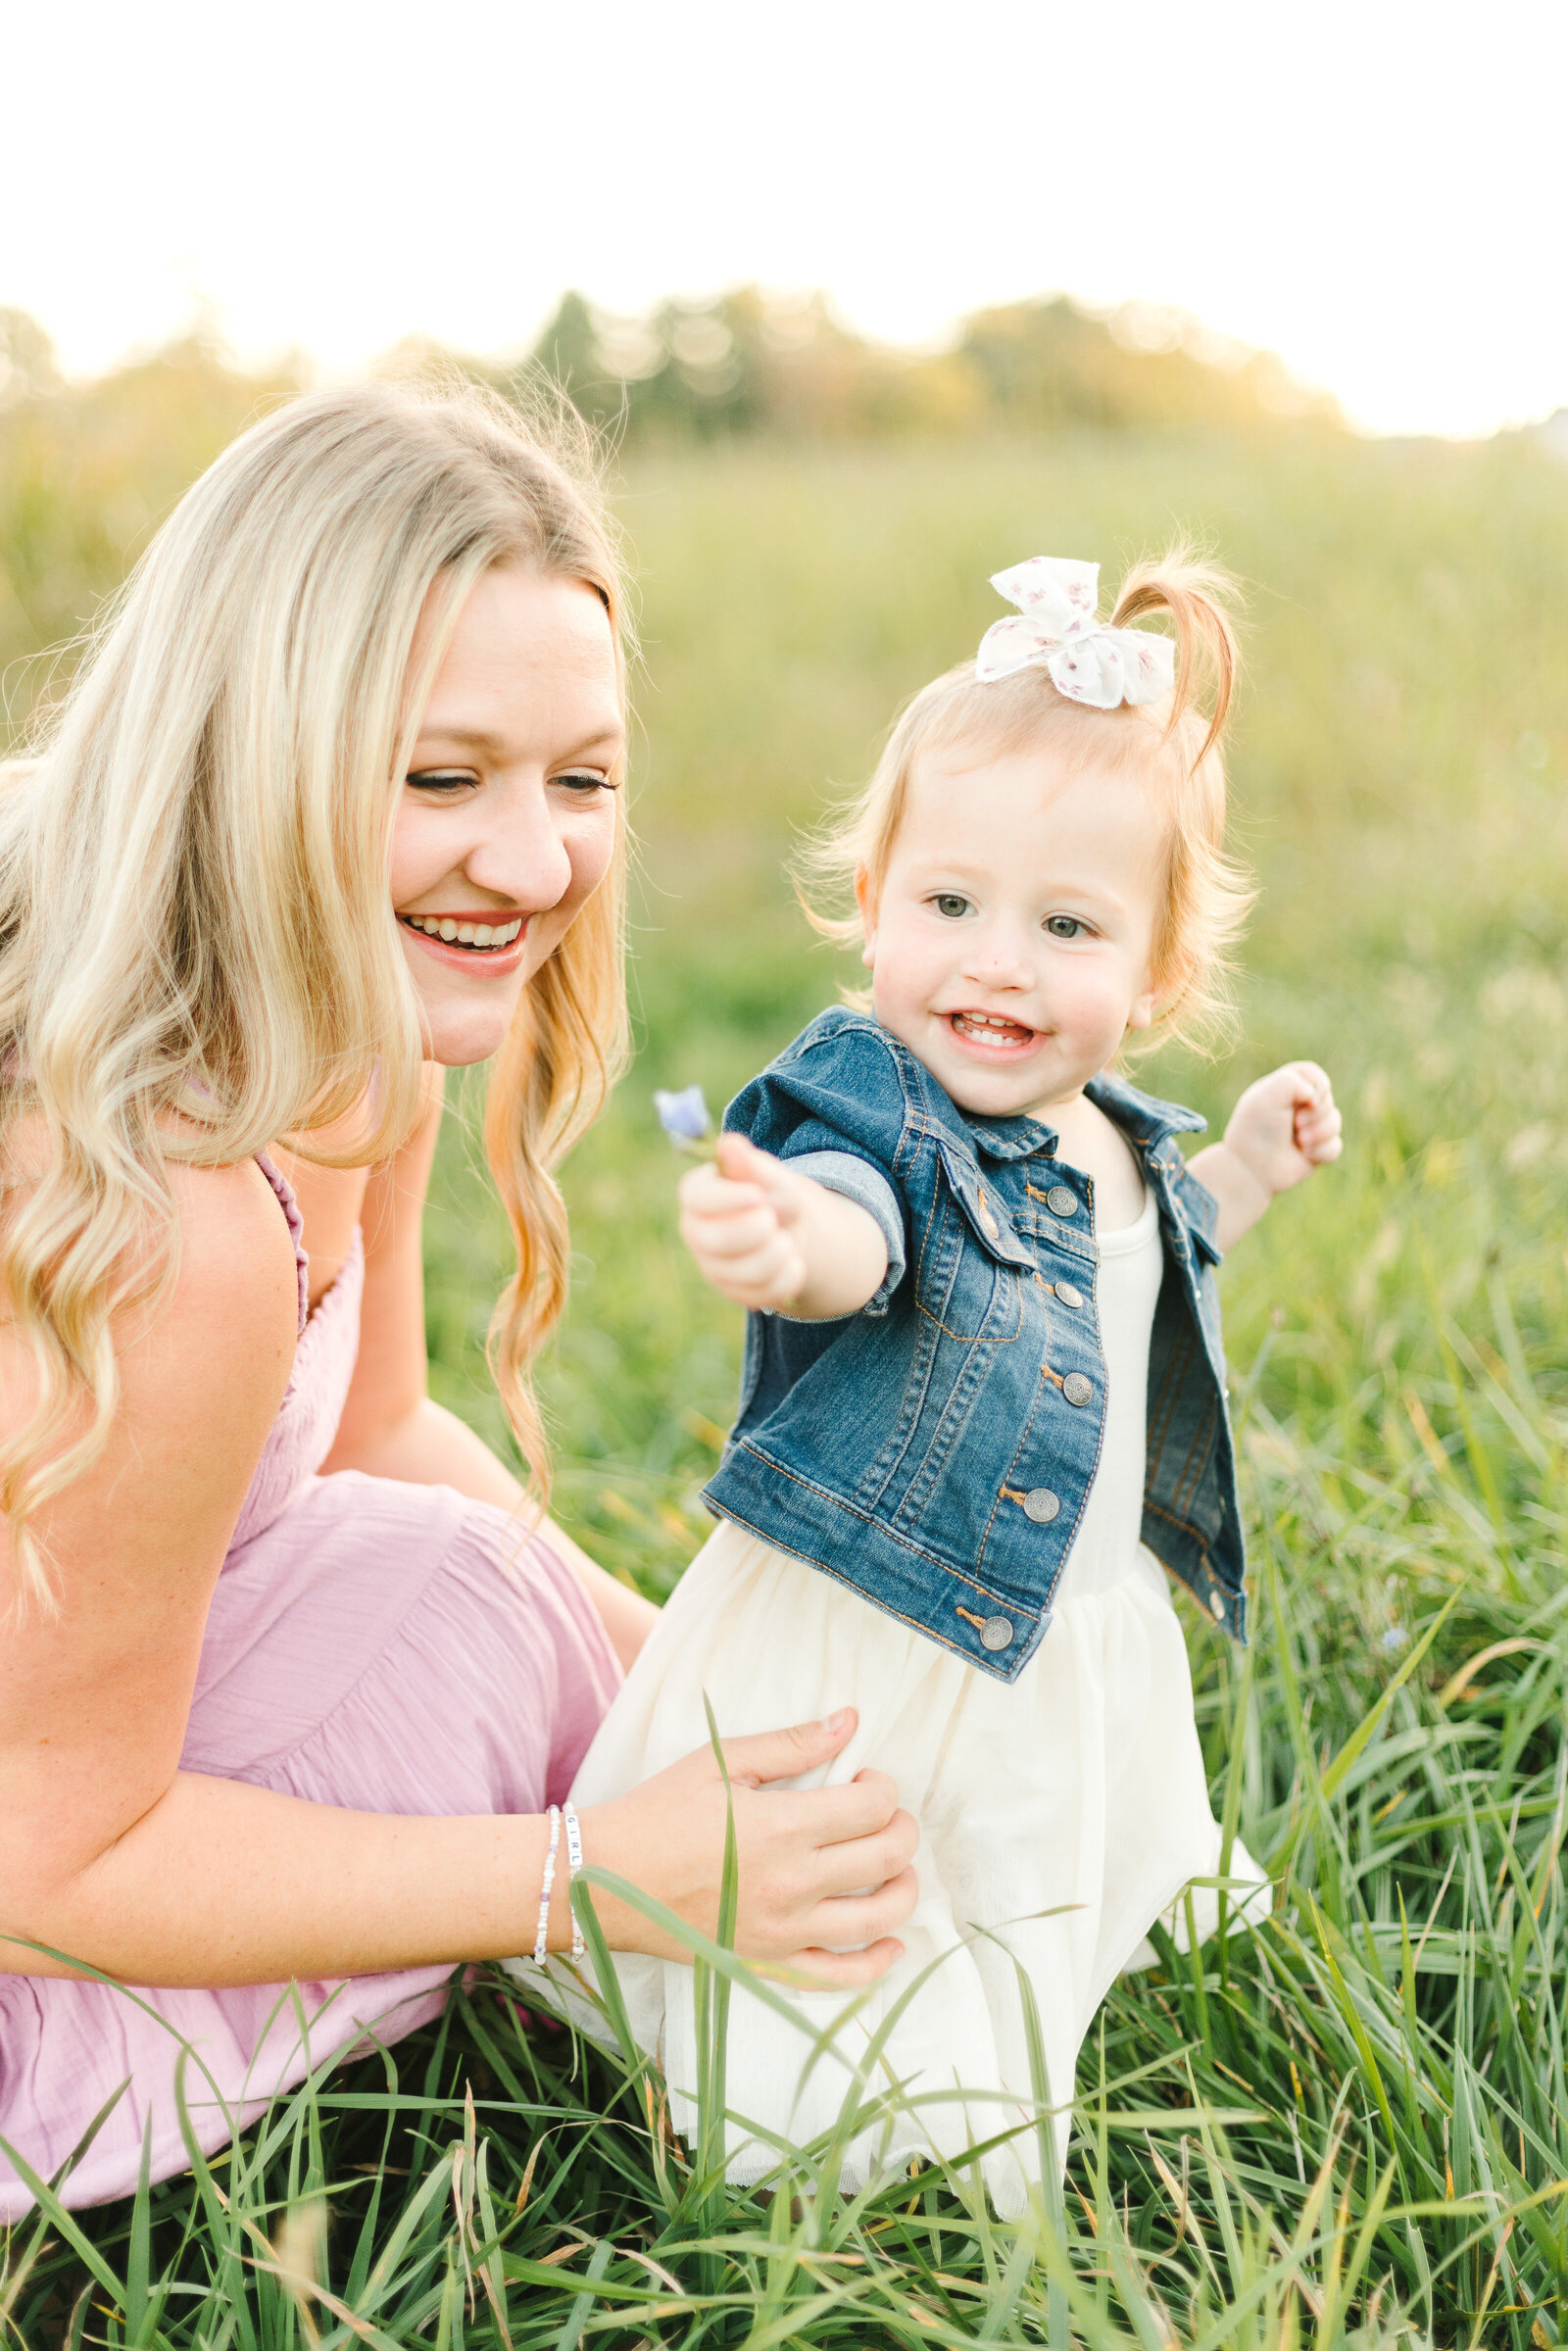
[567,1184,1267,2211]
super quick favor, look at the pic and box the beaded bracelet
[531,1805,562,1964]
[563,1802,586,1963]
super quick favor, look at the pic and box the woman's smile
[397,909,528,973]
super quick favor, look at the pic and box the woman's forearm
[6,1771,573,1986]
[3,1714,922,1991]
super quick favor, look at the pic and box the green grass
[8,424,1568,2343]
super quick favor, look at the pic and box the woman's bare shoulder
[159,1156,298,1374]
[0,1148,300,1448]
[0,1151,300,1599]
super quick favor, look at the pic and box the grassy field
[9,419,1568,2344]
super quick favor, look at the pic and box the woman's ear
[854,866,877,970]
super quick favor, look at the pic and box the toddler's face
[858,742,1166,1119]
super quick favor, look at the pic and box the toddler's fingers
[719,1244,808,1307]
[1295,1103,1344,1154]
[1287,1060,1333,1106]
[678,1164,769,1219]
[684,1203,785,1260]
[715,1132,784,1186]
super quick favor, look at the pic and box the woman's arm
[320,1068,658,1669]
[0,1163,918,1986]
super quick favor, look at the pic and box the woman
[0,381,918,2216]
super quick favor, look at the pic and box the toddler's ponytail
[1111,547,1239,769]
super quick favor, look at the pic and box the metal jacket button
[1046,1185,1077,1216]
[1061,1372,1093,1406]
[1054,1281,1084,1310]
[1023,1488,1061,1522]
[980,1615,1014,1650]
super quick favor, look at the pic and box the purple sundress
[0,1155,620,2217]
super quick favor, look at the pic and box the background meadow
[5,318,1568,2344]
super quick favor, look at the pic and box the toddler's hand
[678,1133,818,1311]
[1223,1061,1343,1200]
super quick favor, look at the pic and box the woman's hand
[1187,1061,1343,1250]
[678,1135,887,1321]
[584,1709,919,1986]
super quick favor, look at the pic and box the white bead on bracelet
[531,1805,562,1964]
[564,1802,586,1963]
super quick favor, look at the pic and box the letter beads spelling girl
[566,551,1343,2208]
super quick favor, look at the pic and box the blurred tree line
[0,288,1336,738]
[526,286,1340,441]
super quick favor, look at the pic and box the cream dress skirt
[565,1186,1267,2212]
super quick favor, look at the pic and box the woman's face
[391,563,623,1067]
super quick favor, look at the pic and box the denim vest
[702,1007,1247,1684]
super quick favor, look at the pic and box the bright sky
[4,0,1564,439]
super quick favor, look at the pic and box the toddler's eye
[931,893,971,919]
[1046,914,1087,940]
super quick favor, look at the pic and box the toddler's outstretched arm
[1186,1060,1343,1251]
[679,1133,888,1319]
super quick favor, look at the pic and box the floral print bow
[975,558,1176,710]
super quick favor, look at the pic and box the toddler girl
[567,553,1342,2207]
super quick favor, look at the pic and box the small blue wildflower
[1381,1625,1408,1654]
[654,1085,714,1153]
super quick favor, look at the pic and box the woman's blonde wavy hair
[0,378,629,1607]
[801,548,1253,1054]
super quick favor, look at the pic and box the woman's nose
[464,775,573,913]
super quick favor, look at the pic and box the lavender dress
[0,1155,620,2217]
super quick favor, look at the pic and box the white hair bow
[975,558,1175,710]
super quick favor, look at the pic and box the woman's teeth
[952,1010,1034,1050]
[405,915,523,949]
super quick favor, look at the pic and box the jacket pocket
[912,1157,1029,1346]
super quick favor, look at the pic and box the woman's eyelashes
[406,768,476,795]
[404,767,617,799]
[552,769,617,796]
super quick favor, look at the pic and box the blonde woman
[0,383,919,2216]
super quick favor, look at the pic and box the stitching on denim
[1144,1293,1190,1485]
[897,1287,1023,1528]
[1171,1397,1218,1520]
[721,1449,1038,1611]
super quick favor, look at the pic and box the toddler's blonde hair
[0,377,629,1606]
[802,549,1253,1054]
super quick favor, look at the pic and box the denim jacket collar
[875,1018,1207,1169]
